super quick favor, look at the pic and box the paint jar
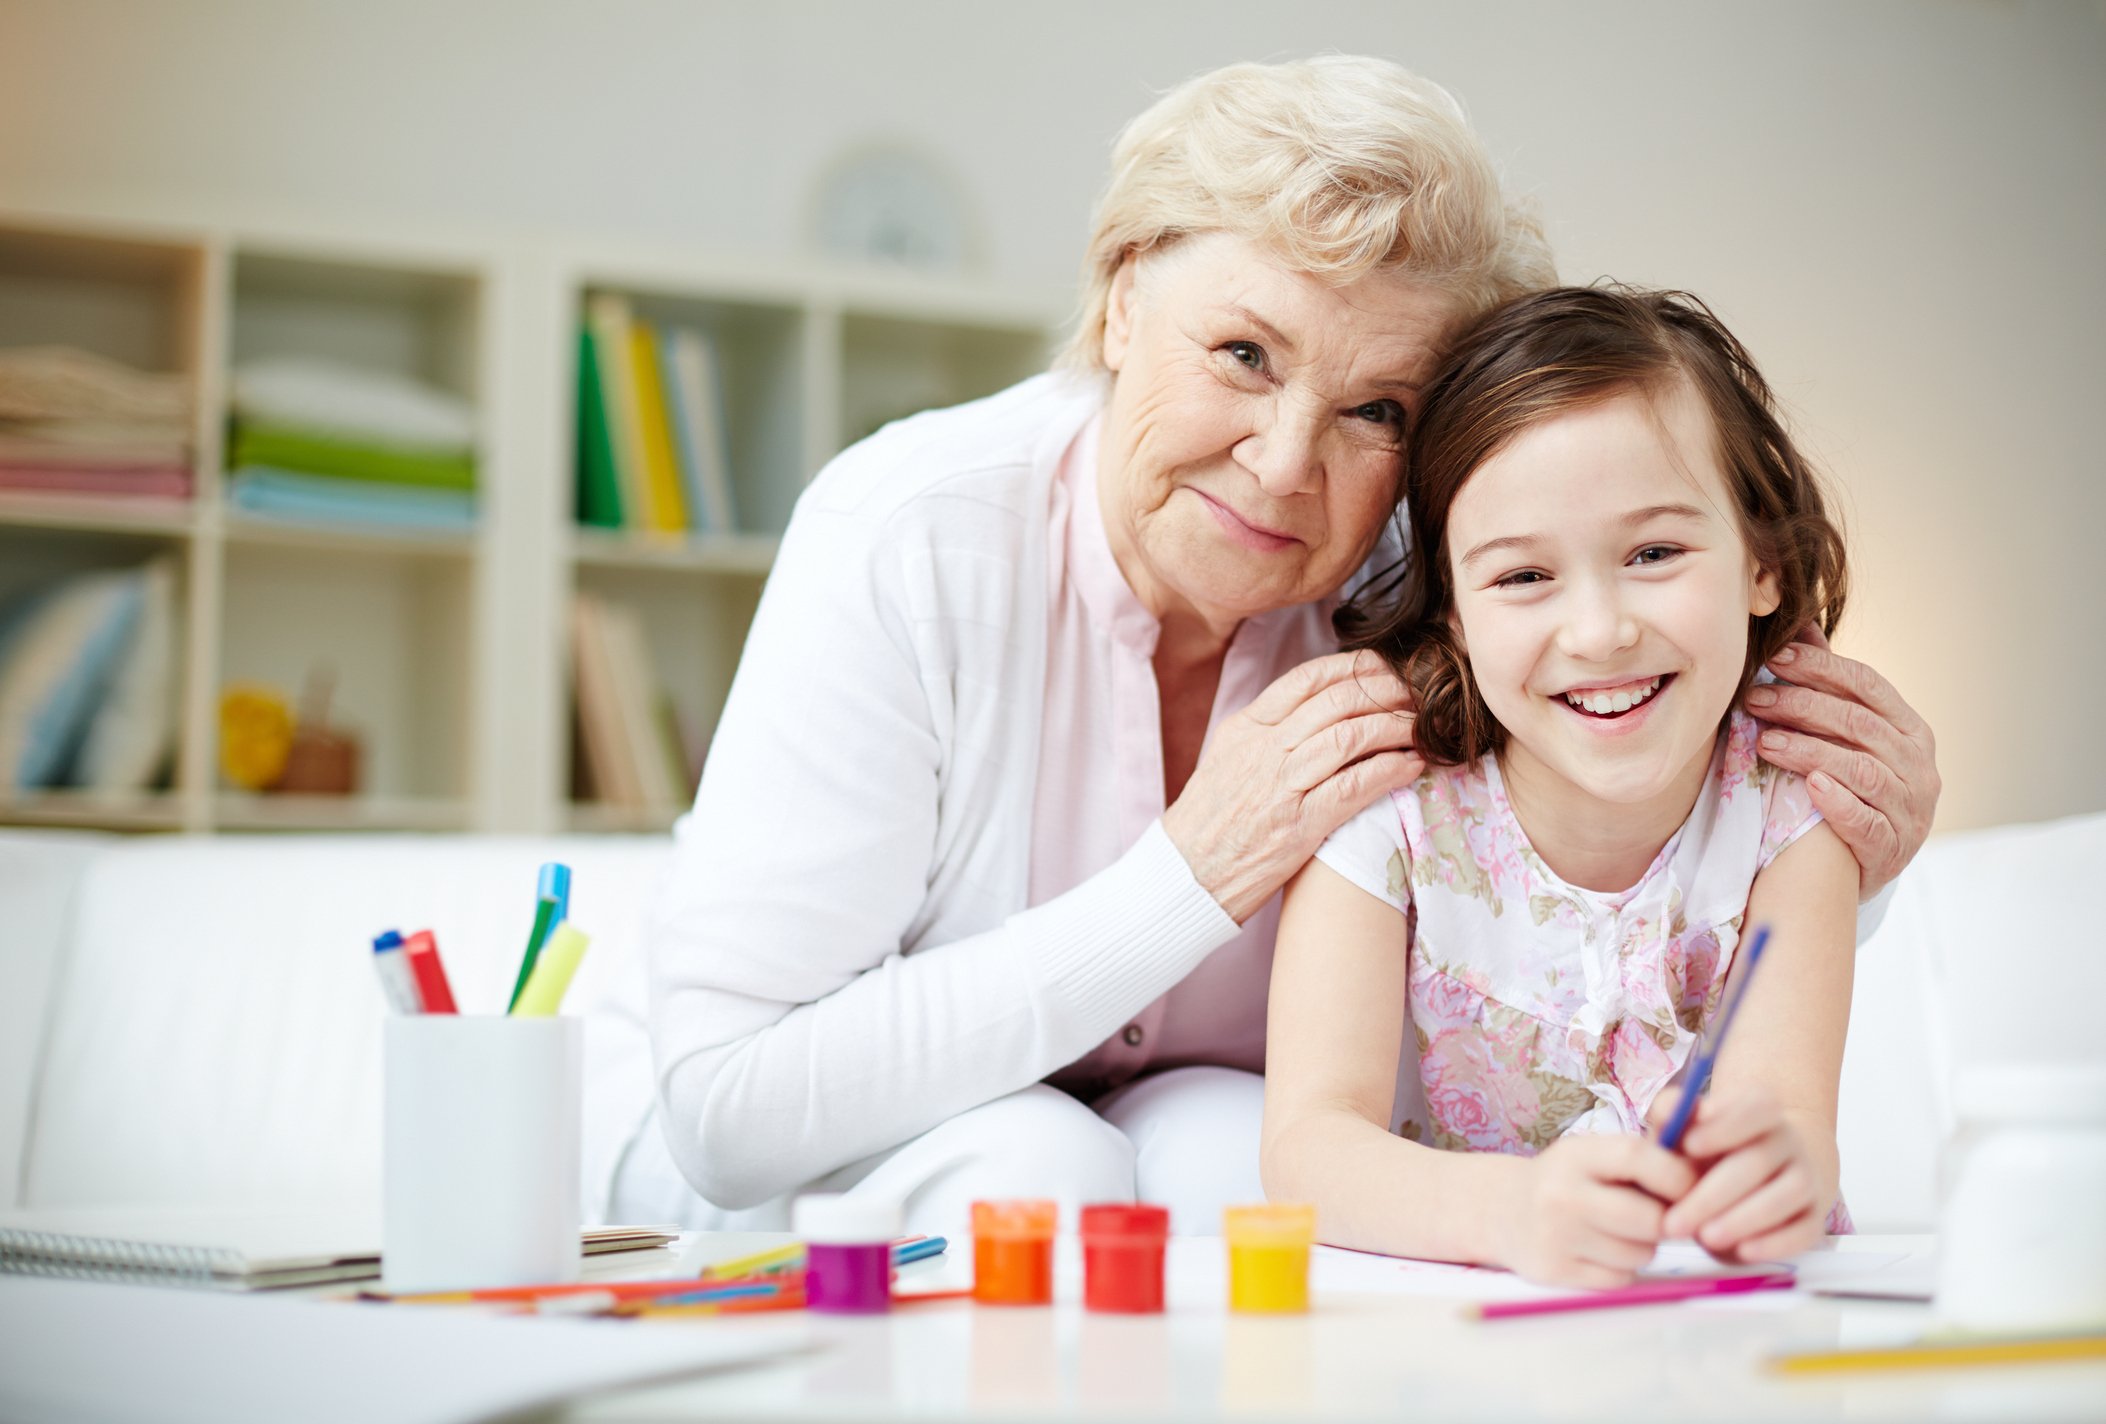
[972,1199,1057,1305]
[793,1193,900,1314]
[1936,1065,2106,1332]
[1224,1203,1316,1314]
[1080,1203,1169,1314]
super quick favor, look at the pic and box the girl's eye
[1352,399,1406,426]
[1225,341,1266,372]
[1494,570,1546,589]
[1631,545,1683,567]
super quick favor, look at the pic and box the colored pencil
[1771,1332,2106,1375]
[1470,1272,1795,1320]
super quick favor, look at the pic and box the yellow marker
[1772,1332,2106,1375]
[510,923,589,1016]
[1224,1203,1316,1314]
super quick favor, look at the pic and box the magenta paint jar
[793,1193,900,1314]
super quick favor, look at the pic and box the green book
[576,325,624,529]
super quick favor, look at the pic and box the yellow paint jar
[1224,1203,1316,1314]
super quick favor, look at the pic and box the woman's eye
[1225,341,1266,372]
[1631,545,1683,567]
[1494,570,1545,589]
[1353,399,1406,426]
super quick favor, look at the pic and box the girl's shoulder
[1310,759,1500,914]
[1713,710,1825,873]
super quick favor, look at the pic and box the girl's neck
[1496,728,1720,895]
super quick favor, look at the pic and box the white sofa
[4,813,2103,1232]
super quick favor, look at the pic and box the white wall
[2,0,2100,831]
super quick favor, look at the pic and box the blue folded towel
[227,465,477,533]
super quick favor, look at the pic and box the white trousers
[608,1066,1267,1240]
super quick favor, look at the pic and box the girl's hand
[1164,650,1421,924]
[1490,1135,1696,1289]
[1656,1085,1831,1263]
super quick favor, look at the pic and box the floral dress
[1312,710,1852,1232]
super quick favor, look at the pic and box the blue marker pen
[371,930,422,1015]
[1658,924,1772,1152]
[538,862,572,925]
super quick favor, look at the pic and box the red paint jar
[1080,1203,1169,1314]
[971,1199,1057,1305]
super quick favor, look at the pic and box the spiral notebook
[0,1207,677,1290]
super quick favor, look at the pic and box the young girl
[1262,287,1857,1289]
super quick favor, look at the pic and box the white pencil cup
[382,1015,582,1294]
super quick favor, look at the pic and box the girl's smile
[1446,381,1780,887]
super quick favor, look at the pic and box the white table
[559,1234,2106,1422]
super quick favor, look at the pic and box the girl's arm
[1660,821,1859,1259]
[1264,858,1695,1286]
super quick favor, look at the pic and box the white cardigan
[647,372,1241,1209]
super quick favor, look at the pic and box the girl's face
[1445,381,1780,807]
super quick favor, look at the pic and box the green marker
[508,895,560,1013]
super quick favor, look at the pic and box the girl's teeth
[1565,676,1663,716]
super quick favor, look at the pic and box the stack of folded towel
[226,357,477,532]
[0,347,192,500]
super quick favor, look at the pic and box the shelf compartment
[839,311,1048,453]
[0,222,208,388]
[218,541,472,807]
[577,283,806,537]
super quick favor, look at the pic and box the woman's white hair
[1060,55,1555,371]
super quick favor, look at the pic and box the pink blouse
[1033,416,1340,1099]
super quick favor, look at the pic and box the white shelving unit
[0,210,1062,835]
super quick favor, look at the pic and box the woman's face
[1097,231,1458,632]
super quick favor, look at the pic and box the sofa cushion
[19,834,665,1221]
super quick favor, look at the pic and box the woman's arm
[1660,821,1859,1259]
[650,484,1240,1210]
[1263,858,1694,1285]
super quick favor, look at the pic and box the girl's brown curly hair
[1336,285,1848,767]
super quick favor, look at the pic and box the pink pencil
[1470,1272,1795,1320]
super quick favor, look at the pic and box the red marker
[402,930,458,1014]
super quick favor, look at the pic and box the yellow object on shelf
[1224,1203,1316,1314]
[218,684,294,790]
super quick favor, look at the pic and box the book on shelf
[664,327,737,534]
[570,592,693,814]
[626,320,689,535]
[575,325,624,529]
[574,299,737,541]
[585,294,652,535]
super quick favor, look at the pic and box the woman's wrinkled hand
[1744,626,1940,903]
[1490,1135,1697,1289]
[1163,649,1422,924]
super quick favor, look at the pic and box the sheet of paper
[0,1276,806,1424]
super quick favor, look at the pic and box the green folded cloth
[229,422,477,491]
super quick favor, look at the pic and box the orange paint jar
[971,1199,1057,1305]
[1224,1203,1316,1314]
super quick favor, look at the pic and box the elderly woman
[618,56,1939,1235]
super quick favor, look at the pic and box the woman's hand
[1657,1085,1833,1264]
[1163,650,1421,924]
[1744,626,1940,902]
[1489,1135,1697,1289]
